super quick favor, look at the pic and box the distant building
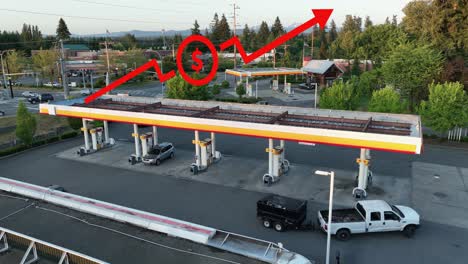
[302,60,344,88]
[63,44,95,59]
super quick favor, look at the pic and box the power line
[0,8,189,25]
[70,0,186,14]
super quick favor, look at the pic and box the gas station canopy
[225,68,303,77]
[40,96,423,154]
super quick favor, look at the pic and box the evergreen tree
[249,27,257,50]
[384,17,391,25]
[271,16,285,38]
[318,26,328,59]
[191,20,201,35]
[364,16,373,29]
[216,14,231,43]
[328,20,338,43]
[210,13,220,43]
[256,21,270,47]
[392,15,398,27]
[56,18,71,40]
[241,24,252,51]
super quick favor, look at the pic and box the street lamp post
[315,170,335,264]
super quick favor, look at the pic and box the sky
[0,0,413,35]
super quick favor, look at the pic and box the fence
[0,226,109,264]
[447,127,468,142]
[0,126,73,150]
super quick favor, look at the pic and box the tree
[350,58,361,76]
[32,49,59,83]
[382,42,444,111]
[68,118,82,130]
[402,0,467,83]
[241,24,252,51]
[120,33,137,49]
[419,82,468,133]
[281,47,292,67]
[328,20,338,43]
[236,83,246,98]
[391,15,398,27]
[191,20,201,35]
[319,81,359,110]
[210,13,220,42]
[256,21,270,47]
[355,24,407,67]
[271,16,285,38]
[318,26,328,59]
[215,14,231,43]
[16,101,37,146]
[364,16,373,29]
[122,49,147,80]
[56,18,71,40]
[166,73,211,100]
[5,50,26,80]
[368,86,406,113]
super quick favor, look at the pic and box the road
[1,126,467,263]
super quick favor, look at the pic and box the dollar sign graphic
[191,48,203,73]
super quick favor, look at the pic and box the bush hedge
[0,130,79,157]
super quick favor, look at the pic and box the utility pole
[105,34,111,87]
[59,39,69,99]
[4,55,13,98]
[311,27,315,59]
[0,51,8,89]
[232,3,240,70]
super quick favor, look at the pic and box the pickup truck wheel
[155,159,161,166]
[336,229,351,241]
[274,222,284,232]
[170,152,174,159]
[403,225,416,238]
[263,219,271,228]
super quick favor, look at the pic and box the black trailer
[257,194,311,232]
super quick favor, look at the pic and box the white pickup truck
[317,200,420,241]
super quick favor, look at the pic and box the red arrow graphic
[84,59,175,104]
[84,9,332,104]
[219,9,333,64]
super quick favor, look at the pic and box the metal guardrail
[0,226,109,264]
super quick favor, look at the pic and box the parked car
[12,81,22,86]
[142,142,175,166]
[21,91,39,98]
[317,200,420,241]
[0,110,5,116]
[44,81,61,87]
[257,194,311,232]
[80,88,92,96]
[28,93,54,104]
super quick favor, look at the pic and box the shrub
[368,86,406,113]
[211,84,221,95]
[16,101,37,146]
[221,80,230,88]
[60,131,78,139]
[68,117,82,130]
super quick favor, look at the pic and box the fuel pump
[263,141,290,185]
[140,132,153,157]
[190,132,222,174]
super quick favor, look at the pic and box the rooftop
[40,96,423,154]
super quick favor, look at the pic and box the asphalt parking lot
[1,134,468,264]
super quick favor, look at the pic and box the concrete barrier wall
[0,177,216,244]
